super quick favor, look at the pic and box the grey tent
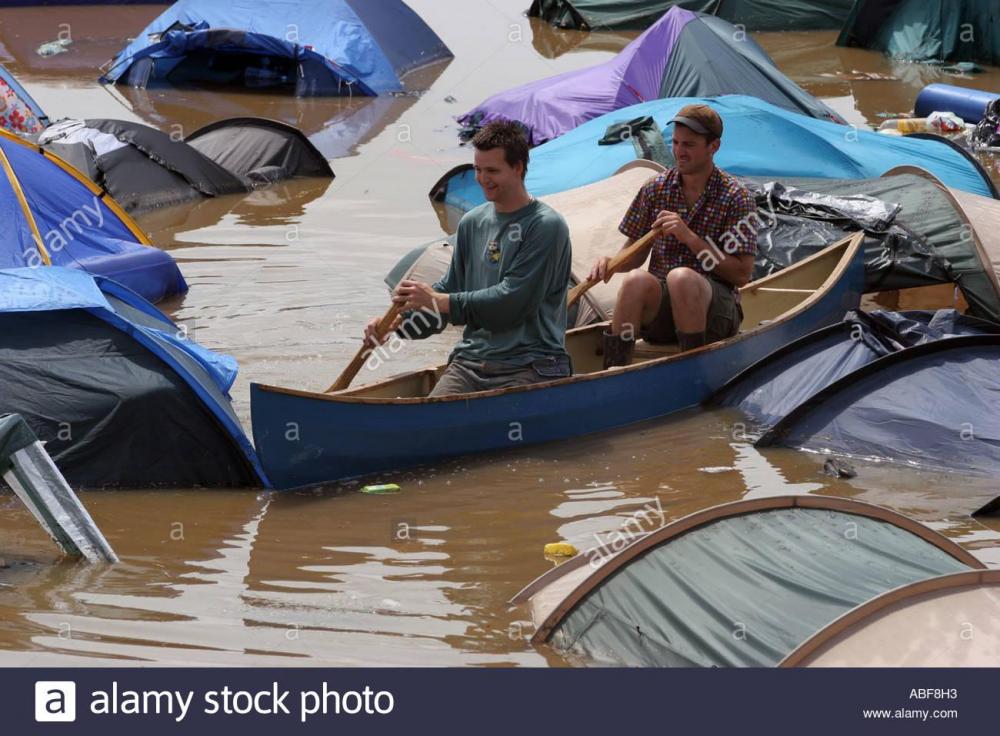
[38,117,332,213]
[514,495,984,667]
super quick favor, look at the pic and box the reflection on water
[2,0,1000,666]
[114,60,451,159]
[529,17,635,59]
[4,410,998,666]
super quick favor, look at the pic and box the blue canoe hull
[252,237,866,490]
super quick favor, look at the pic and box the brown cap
[670,104,723,139]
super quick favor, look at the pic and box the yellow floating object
[544,542,578,557]
[360,483,401,495]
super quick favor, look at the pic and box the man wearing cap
[588,104,758,366]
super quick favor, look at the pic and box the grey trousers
[428,356,571,397]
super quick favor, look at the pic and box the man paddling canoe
[588,104,759,366]
[363,120,573,397]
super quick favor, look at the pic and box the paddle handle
[567,229,657,308]
[326,303,404,393]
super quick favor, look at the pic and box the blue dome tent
[101,0,453,96]
[0,127,187,303]
[0,267,268,489]
[432,96,997,217]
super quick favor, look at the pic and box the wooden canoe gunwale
[521,494,985,646]
[258,232,866,406]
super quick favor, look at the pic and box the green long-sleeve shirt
[401,198,572,365]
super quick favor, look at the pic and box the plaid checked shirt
[618,167,758,288]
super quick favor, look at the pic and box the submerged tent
[785,569,1000,667]
[38,117,333,213]
[514,495,983,667]
[529,0,855,31]
[713,309,1000,428]
[0,267,268,489]
[711,308,1000,476]
[837,0,1000,66]
[755,334,1000,477]
[0,61,48,135]
[185,117,334,181]
[433,96,997,217]
[460,8,841,147]
[744,168,1000,324]
[0,127,186,303]
[101,0,453,96]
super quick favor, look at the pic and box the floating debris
[822,458,857,479]
[361,483,401,495]
[36,39,72,57]
[1,413,117,563]
[544,542,578,557]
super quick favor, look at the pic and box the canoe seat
[631,339,681,362]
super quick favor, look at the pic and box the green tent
[528,0,855,31]
[837,0,1000,65]
[515,496,983,667]
[748,168,1000,324]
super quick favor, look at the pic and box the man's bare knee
[666,268,711,305]
[614,271,662,337]
[621,270,661,302]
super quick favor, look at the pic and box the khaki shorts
[429,355,572,397]
[642,274,743,344]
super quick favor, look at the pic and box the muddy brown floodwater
[1,2,999,666]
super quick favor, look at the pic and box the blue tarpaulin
[0,267,268,488]
[0,128,186,303]
[432,96,997,215]
[102,0,453,96]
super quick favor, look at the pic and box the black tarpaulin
[745,172,1000,323]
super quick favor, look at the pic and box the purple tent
[458,7,842,146]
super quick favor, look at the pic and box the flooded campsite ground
[1,1,999,666]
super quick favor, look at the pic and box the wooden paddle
[326,303,404,393]
[567,229,657,308]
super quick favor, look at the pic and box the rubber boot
[602,330,635,369]
[677,331,706,352]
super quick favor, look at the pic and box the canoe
[251,232,866,489]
